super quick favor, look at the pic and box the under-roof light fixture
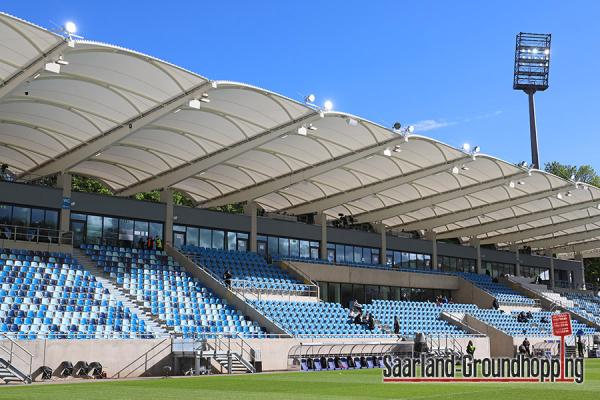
[323,100,333,111]
[393,145,402,153]
[297,126,308,136]
[556,193,563,199]
[383,148,392,157]
[509,181,516,188]
[518,180,526,185]
[188,98,201,110]
[199,93,210,103]
[566,191,573,197]
[56,56,69,66]
[304,94,316,104]
[94,152,102,157]
[461,165,470,171]
[173,108,182,113]
[307,124,318,131]
[597,203,600,209]
[451,166,460,175]
[280,134,289,139]
[346,118,358,127]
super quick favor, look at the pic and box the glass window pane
[118,219,134,246]
[279,237,289,256]
[185,227,199,247]
[200,229,212,248]
[0,204,11,225]
[289,238,300,257]
[345,245,354,263]
[103,217,119,246]
[212,230,224,250]
[30,209,44,227]
[149,223,163,243]
[227,231,236,250]
[354,246,362,263]
[12,207,30,226]
[335,244,344,263]
[44,210,58,230]
[268,236,278,256]
[300,240,309,258]
[86,215,103,245]
[352,284,365,304]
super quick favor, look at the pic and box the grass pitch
[1,359,599,400]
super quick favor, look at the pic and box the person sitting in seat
[353,310,363,325]
[522,338,531,356]
[155,236,162,250]
[492,298,499,310]
[223,270,232,289]
[367,313,375,331]
[540,315,549,323]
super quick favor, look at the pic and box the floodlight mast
[513,32,551,170]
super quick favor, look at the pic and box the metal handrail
[0,223,73,248]
[0,333,34,377]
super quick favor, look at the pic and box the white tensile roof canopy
[1,12,599,258]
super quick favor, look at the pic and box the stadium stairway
[502,275,600,331]
[72,248,170,336]
[0,357,30,384]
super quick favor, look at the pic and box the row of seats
[0,248,151,339]
[301,356,383,371]
[250,300,388,337]
[457,272,535,305]
[182,246,309,291]
[82,244,266,338]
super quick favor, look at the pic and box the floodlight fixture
[306,124,318,131]
[513,32,551,169]
[451,166,460,175]
[462,143,471,152]
[383,148,392,157]
[304,94,316,104]
[297,126,308,136]
[65,21,77,34]
[323,100,333,111]
[392,122,402,131]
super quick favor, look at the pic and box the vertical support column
[246,201,258,252]
[527,90,540,169]
[575,252,585,290]
[511,244,521,276]
[58,173,72,234]
[160,189,173,247]
[426,231,438,270]
[545,249,555,290]
[380,222,387,266]
[318,212,327,260]
[471,237,482,275]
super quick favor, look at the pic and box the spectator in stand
[138,237,145,249]
[155,236,162,250]
[367,313,375,331]
[522,338,531,356]
[393,316,400,335]
[0,164,15,182]
[526,311,533,320]
[466,340,476,356]
[223,270,232,289]
[577,334,585,358]
[147,236,154,250]
[353,310,362,325]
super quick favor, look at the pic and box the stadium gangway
[0,223,73,250]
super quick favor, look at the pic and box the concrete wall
[453,277,496,309]
[288,261,459,290]
[4,338,172,381]
[463,315,514,357]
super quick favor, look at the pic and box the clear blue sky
[4,1,598,170]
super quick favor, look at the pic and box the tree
[544,161,600,187]
[584,258,600,289]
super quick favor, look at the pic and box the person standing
[393,316,400,335]
[466,340,476,356]
[223,270,232,289]
[155,236,162,251]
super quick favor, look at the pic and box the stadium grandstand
[1,11,600,385]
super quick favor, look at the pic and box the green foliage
[544,161,600,187]
[72,175,113,195]
[584,258,600,287]
[211,203,245,214]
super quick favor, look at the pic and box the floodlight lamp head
[65,21,77,34]
[383,148,392,157]
[407,125,415,134]
[462,143,471,152]
[304,94,316,104]
[323,100,333,111]
[392,122,402,131]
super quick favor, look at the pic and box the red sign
[552,313,572,336]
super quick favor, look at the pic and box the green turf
[1,359,599,400]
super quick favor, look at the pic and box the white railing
[0,333,34,378]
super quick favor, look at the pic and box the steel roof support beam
[20,80,216,180]
[392,184,571,232]
[0,39,69,99]
[354,172,529,224]
[282,156,472,215]
[524,228,600,249]
[436,194,594,240]
[116,111,324,196]
[481,213,600,245]
[198,134,418,208]
[553,239,600,254]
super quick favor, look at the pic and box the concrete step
[72,248,170,336]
